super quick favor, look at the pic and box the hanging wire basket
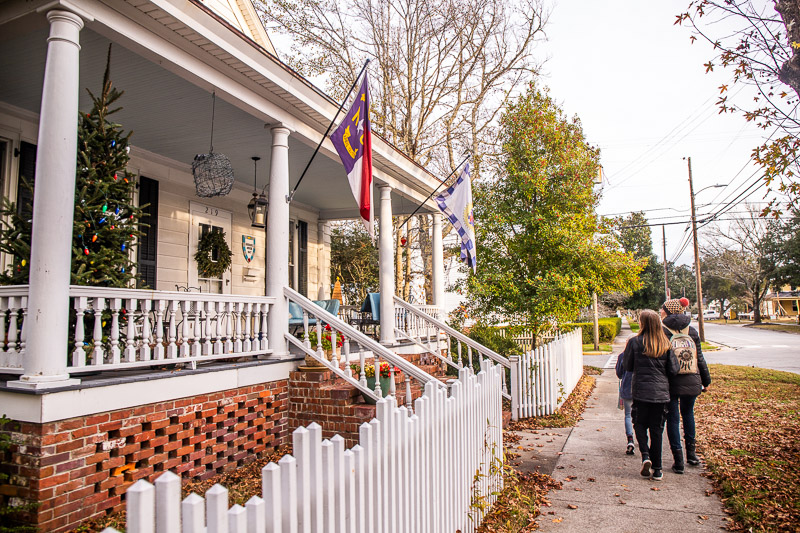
[192,152,234,197]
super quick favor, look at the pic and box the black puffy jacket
[662,313,712,396]
[622,335,679,403]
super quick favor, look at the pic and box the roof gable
[198,0,276,54]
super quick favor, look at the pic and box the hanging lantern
[247,156,268,228]
[192,91,234,197]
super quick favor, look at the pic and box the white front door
[189,202,232,294]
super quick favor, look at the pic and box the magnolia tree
[460,84,643,339]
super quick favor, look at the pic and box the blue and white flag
[435,163,476,272]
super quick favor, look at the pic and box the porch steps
[287,351,451,447]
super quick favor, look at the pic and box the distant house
[764,285,800,319]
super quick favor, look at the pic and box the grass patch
[695,365,800,532]
[700,341,719,351]
[582,343,612,352]
[628,319,640,332]
[748,323,800,335]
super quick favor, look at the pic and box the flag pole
[397,154,470,229]
[287,59,371,204]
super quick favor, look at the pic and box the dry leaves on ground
[507,369,597,431]
[476,467,562,533]
[695,365,800,532]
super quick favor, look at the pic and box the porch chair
[349,292,380,336]
[288,299,341,334]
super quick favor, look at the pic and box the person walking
[660,298,712,474]
[623,310,679,481]
[615,353,635,455]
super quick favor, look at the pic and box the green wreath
[195,229,232,278]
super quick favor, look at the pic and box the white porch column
[432,212,445,309]
[9,10,85,389]
[317,220,331,300]
[378,186,395,345]
[266,125,291,356]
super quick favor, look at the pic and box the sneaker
[640,458,652,477]
[652,469,663,481]
[626,441,635,455]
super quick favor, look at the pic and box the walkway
[515,321,730,532]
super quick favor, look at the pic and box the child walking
[615,353,634,455]
[622,310,679,481]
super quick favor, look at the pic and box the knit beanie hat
[662,297,690,315]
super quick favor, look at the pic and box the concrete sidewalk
[517,320,729,532]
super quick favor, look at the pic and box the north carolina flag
[330,72,373,239]
[435,163,476,272]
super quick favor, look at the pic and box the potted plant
[350,361,400,404]
[299,324,344,368]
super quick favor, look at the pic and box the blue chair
[349,293,380,335]
[288,299,341,333]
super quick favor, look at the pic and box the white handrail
[393,296,510,369]
[285,287,444,388]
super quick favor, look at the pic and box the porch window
[288,220,308,296]
[16,141,36,221]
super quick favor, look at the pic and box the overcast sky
[540,0,775,265]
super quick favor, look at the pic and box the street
[701,322,800,374]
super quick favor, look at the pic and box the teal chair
[349,293,380,335]
[288,299,341,332]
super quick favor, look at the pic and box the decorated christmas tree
[0,46,143,286]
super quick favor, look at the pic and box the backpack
[666,327,698,375]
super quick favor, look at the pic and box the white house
[0,0,480,530]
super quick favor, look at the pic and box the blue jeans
[623,398,633,438]
[667,395,697,451]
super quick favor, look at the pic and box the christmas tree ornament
[192,91,234,197]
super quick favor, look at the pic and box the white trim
[0,360,298,423]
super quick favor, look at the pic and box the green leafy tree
[764,207,800,287]
[330,221,379,305]
[0,47,143,287]
[462,84,643,340]
[700,256,746,317]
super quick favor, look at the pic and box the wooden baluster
[457,341,463,368]
[7,297,19,359]
[405,376,412,412]
[251,303,261,352]
[260,304,269,351]
[358,349,367,389]
[139,300,152,361]
[389,365,396,397]
[502,366,509,396]
[180,300,191,358]
[302,311,310,349]
[330,329,339,368]
[373,353,382,397]
[72,297,87,367]
[343,339,352,377]
[214,301,224,354]
[124,299,138,362]
[315,319,324,361]
[224,301,234,353]
[192,301,202,357]
[154,299,165,360]
[109,298,122,365]
[0,298,7,367]
[203,301,213,355]
[243,303,252,353]
[19,297,27,366]
[92,298,105,365]
[468,345,473,371]
[166,300,178,359]
[234,302,244,353]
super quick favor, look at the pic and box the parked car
[738,311,754,320]
[692,310,720,320]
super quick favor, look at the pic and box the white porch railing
[509,328,583,420]
[107,361,504,533]
[393,296,511,400]
[285,287,445,411]
[0,285,274,374]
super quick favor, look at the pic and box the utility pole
[662,225,670,300]
[593,292,599,351]
[687,157,706,342]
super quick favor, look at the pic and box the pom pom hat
[662,297,691,315]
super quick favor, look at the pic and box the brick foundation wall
[0,380,288,532]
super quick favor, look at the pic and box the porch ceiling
[0,18,437,218]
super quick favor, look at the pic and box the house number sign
[242,235,255,263]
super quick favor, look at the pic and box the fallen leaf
[574,487,583,491]
[619,499,626,505]
[698,515,708,520]
[552,518,563,523]
[614,493,620,497]
[587,477,596,482]
[651,487,660,491]
[567,504,578,509]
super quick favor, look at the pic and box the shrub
[562,322,615,343]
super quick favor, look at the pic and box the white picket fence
[105,361,504,533]
[509,328,583,420]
